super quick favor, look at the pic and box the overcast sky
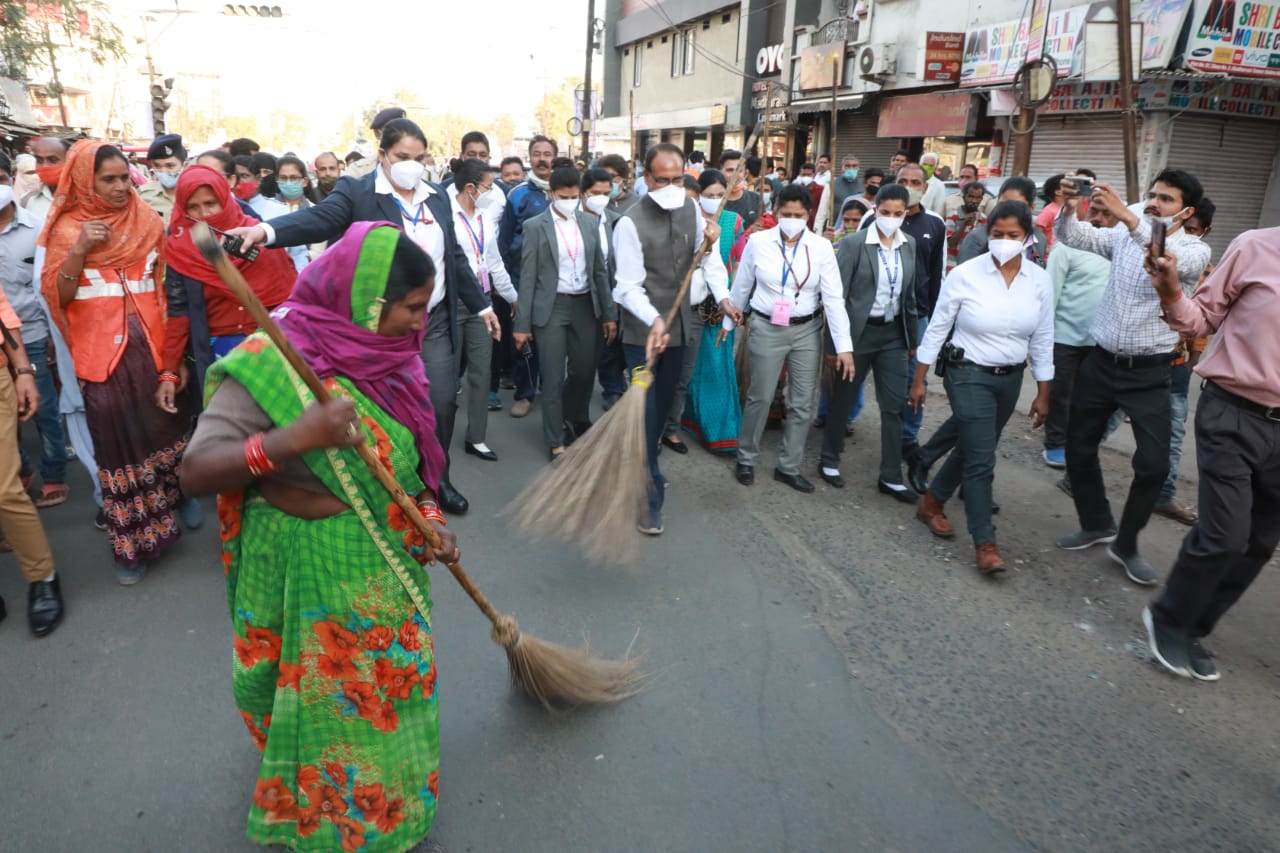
[116,0,588,139]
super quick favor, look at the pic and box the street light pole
[1116,0,1140,202]
[580,0,596,160]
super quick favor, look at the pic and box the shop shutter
[1166,115,1277,259]
[1024,114,1139,189]
[837,110,899,173]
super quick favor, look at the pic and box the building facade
[599,0,1280,253]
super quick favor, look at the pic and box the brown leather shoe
[916,492,955,539]
[975,542,1007,574]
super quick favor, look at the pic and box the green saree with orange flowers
[209,335,441,853]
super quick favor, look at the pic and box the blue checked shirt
[1055,209,1210,356]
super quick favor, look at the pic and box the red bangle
[158,371,180,385]
[417,502,445,526]
[244,433,279,478]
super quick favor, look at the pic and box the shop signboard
[923,32,964,81]
[877,92,975,137]
[1185,0,1280,79]
[1038,76,1280,116]
[798,42,845,91]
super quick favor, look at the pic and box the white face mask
[795,175,814,186]
[905,188,924,208]
[648,184,687,211]
[584,194,609,216]
[474,186,496,209]
[700,196,722,216]
[552,197,579,218]
[875,215,904,236]
[387,158,425,190]
[156,170,181,190]
[0,184,13,210]
[988,238,1024,265]
[778,217,807,239]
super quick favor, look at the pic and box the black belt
[1205,380,1280,423]
[753,308,821,327]
[1094,346,1176,369]
[865,316,895,326]
[955,360,1025,376]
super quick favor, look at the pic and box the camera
[1069,176,1093,194]
[222,234,261,263]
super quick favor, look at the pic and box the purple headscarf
[272,221,446,491]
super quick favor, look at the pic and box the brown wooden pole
[1116,0,1141,201]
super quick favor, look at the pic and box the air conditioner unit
[857,42,896,79]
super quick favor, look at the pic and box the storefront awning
[789,94,865,116]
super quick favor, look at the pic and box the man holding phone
[1051,169,1210,587]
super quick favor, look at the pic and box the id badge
[478,267,491,293]
[770,300,793,326]
[884,304,895,323]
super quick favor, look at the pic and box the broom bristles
[505,379,651,568]
[506,633,649,709]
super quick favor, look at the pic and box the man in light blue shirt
[1042,204,1115,470]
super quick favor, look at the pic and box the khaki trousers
[0,370,54,581]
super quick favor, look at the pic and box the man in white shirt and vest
[612,144,731,535]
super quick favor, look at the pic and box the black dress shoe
[661,435,689,454]
[735,463,755,486]
[820,470,845,488]
[0,593,6,625]
[908,455,932,495]
[437,482,469,516]
[879,480,919,504]
[28,576,63,637]
[902,441,921,466]
[773,469,815,493]
[464,442,498,461]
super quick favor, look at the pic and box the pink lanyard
[554,216,581,269]
[457,210,484,262]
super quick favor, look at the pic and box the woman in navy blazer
[230,119,497,516]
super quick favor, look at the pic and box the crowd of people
[0,104,1276,852]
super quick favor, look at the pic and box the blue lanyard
[878,245,899,303]
[393,196,429,227]
[779,237,807,295]
[457,210,484,259]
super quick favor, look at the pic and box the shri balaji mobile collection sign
[1186,0,1280,78]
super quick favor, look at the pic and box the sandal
[34,483,69,508]
[1154,501,1198,525]
[19,470,33,492]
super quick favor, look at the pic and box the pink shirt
[1163,227,1280,408]
[1036,201,1061,252]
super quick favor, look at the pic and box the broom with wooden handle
[191,223,646,709]
[506,126,762,568]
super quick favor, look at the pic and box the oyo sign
[756,44,785,76]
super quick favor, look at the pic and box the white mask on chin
[648,184,687,211]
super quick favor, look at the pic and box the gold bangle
[58,269,78,283]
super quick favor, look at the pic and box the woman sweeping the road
[180,223,458,852]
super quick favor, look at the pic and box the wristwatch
[14,365,36,376]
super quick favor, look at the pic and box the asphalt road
[2,376,1277,853]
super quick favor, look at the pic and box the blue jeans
[17,336,68,484]
[623,343,683,517]
[902,316,929,444]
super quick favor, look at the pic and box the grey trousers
[665,308,706,437]
[457,304,493,445]
[534,293,601,448]
[422,306,460,481]
[737,317,821,475]
[820,321,910,483]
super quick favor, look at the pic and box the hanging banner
[960,0,1051,85]
[1184,0,1280,78]
[1038,76,1280,116]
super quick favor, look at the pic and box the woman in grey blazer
[514,166,617,458]
[820,183,922,501]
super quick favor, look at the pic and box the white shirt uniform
[917,253,1055,381]
[371,169,449,312]
[449,194,519,305]
[612,213,729,327]
[723,226,854,354]
[552,210,589,295]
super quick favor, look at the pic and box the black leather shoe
[735,463,754,486]
[773,469,815,493]
[0,593,6,625]
[820,470,845,488]
[661,435,689,454]
[908,455,932,495]
[464,442,498,462]
[437,482,469,516]
[28,576,63,637]
[879,480,919,504]
[902,441,921,466]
